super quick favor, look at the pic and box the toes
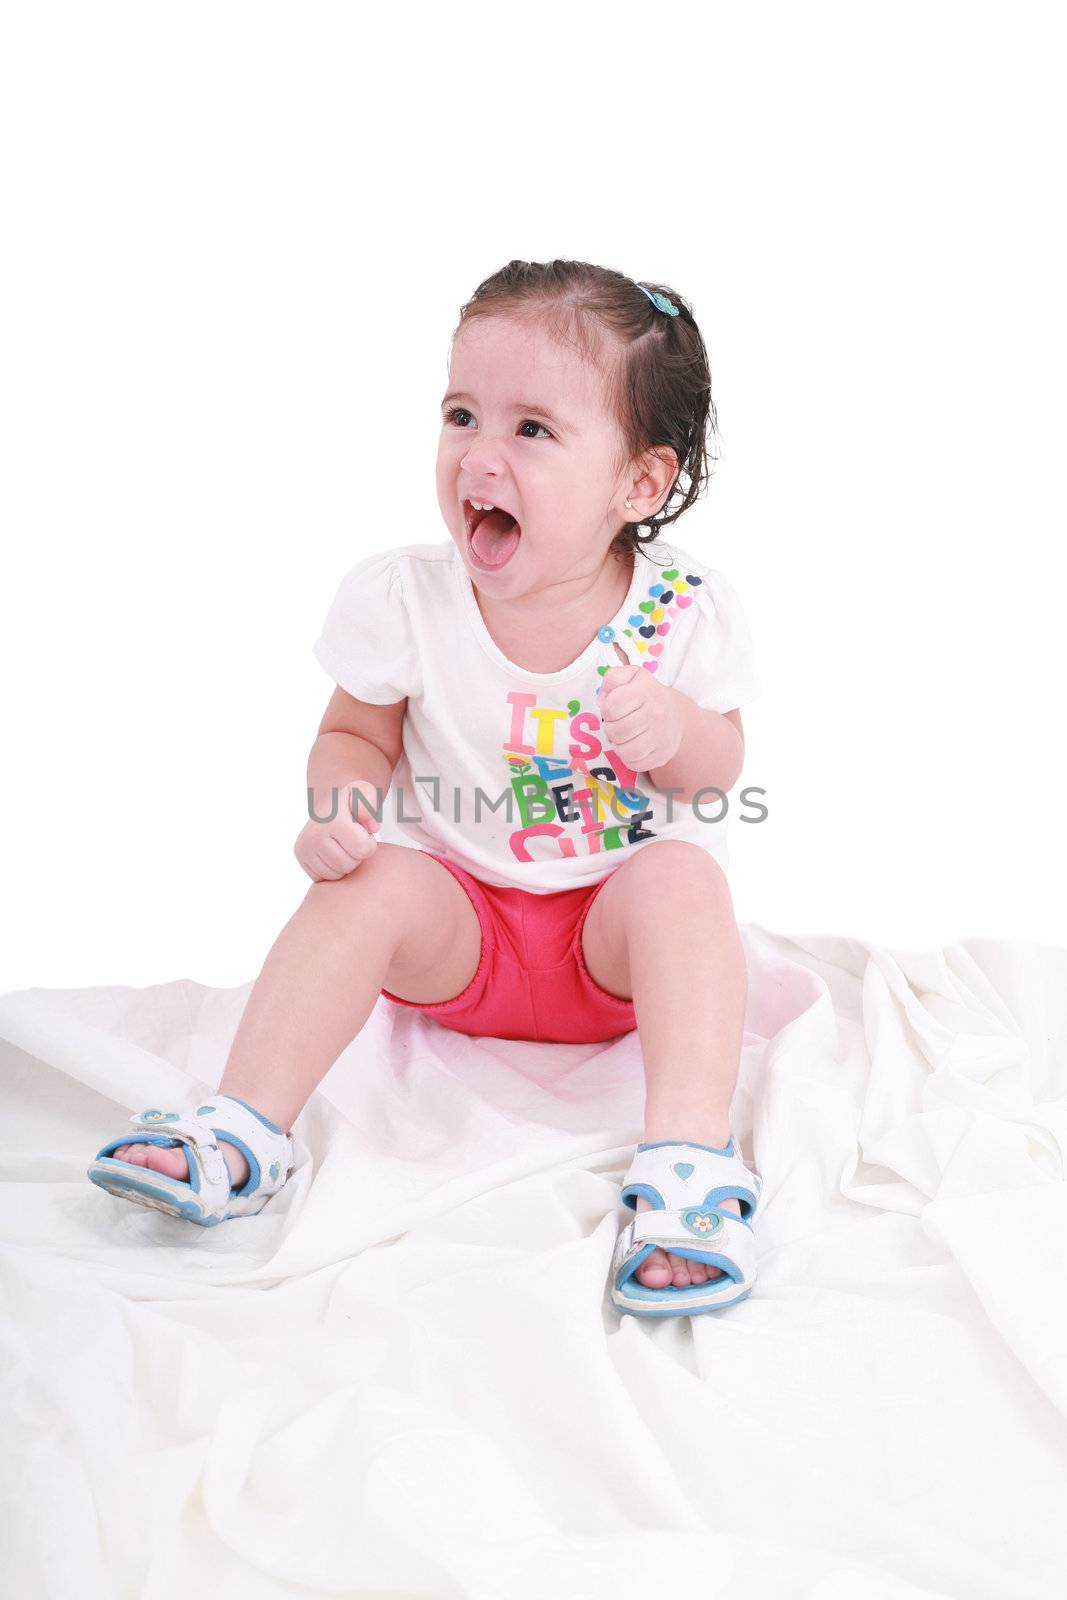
[688,1260,726,1283]
[667,1251,692,1287]
[636,1247,672,1288]
[630,1195,731,1292]
[632,1251,727,1290]
[111,1141,188,1178]
[153,1146,190,1178]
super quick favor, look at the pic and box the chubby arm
[307,686,406,818]
[646,690,745,805]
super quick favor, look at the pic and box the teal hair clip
[635,283,680,317]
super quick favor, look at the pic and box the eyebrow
[440,390,574,432]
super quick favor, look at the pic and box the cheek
[434,452,458,517]
[435,440,460,490]
[533,456,577,497]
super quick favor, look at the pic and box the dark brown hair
[452,258,721,564]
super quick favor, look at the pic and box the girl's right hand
[294,779,384,881]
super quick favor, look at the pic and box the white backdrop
[2,1,1065,992]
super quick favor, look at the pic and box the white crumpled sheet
[2,926,1066,1600]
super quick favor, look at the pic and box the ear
[624,446,680,522]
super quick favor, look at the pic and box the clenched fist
[294,779,384,882]
[598,664,685,773]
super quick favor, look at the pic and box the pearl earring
[624,499,634,510]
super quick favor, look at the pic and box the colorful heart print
[597,566,704,694]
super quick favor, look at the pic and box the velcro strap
[615,1207,757,1285]
[128,1097,292,1198]
[131,1097,289,1161]
[129,1112,217,1148]
[122,1113,228,1196]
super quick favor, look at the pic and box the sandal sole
[611,1281,753,1316]
[87,1159,229,1225]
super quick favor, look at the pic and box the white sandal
[610,1137,762,1316]
[87,1094,295,1226]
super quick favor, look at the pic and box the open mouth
[463,499,522,571]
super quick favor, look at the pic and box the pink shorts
[380,852,638,1045]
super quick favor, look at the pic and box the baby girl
[88,258,764,1317]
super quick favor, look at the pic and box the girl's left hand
[597,664,685,772]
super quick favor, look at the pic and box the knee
[302,841,408,909]
[628,839,725,883]
[621,841,729,908]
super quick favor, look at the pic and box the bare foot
[633,1194,742,1289]
[108,1137,250,1193]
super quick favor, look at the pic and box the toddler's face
[436,315,635,595]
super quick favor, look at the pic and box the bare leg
[631,873,744,1153]
[582,843,747,1289]
[214,875,409,1136]
[111,846,482,1187]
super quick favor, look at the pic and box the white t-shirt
[312,537,760,893]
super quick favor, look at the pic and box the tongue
[471,508,521,567]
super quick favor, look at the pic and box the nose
[459,433,506,477]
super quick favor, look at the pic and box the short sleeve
[312,550,422,704]
[665,567,761,712]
